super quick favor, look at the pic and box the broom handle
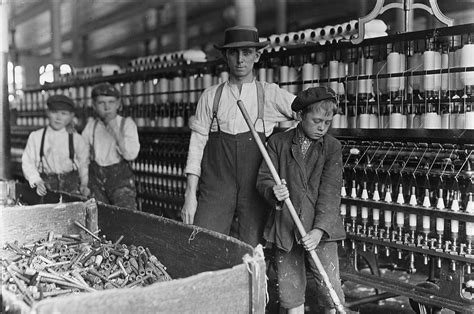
[236,100,346,313]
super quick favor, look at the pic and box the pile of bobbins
[1,222,172,307]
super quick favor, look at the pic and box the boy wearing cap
[181,26,297,246]
[81,82,140,210]
[22,94,90,196]
[256,87,346,313]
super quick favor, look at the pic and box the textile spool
[408,53,423,94]
[173,76,183,103]
[390,112,405,128]
[441,110,450,129]
[399,54,406,93]
[434,51,442,91]
[320,65,328,88]
[258,67,266,82]
[455,110,465,129]
[279,65,289,91]
[454,49,463,91]
[338,62,346,96]
[188,75,196,103]
[332,113,341,128]
[266,68,274,83]
[359,113,370,128]
[300,29,316,43]
[202,73,213,89]
[159,78,169,103]
[441,53,449,92]
[0,180,16,206]
[423,50,436,93]
[288,66,298,94]
[322,25,336,41]
[120,84,129,107]
[448,51,456,91]
[424,112,442,129]
[268,34,280,47]
[387,52,401,92]
[312,64,321,87]
[460,44,474,88]
[341,21,357,40]
[329,60,339,95]
[286,32,299,45]
[219,71,229,84]
[375,60,387,96]
[369,112,378,128]
[146,80,154,104]
[466,112,474,129]
[347,62,357,97]
[302,63,314,90]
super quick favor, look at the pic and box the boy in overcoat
[257,87,346,314]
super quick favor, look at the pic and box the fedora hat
[214,26,269,50]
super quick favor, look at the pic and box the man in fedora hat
[181,25,297,247]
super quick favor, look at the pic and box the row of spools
[263,19,388,52]
[128,49,207,72]
[255,43,474,96]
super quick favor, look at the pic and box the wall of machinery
[9,19,474,312]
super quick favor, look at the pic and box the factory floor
[266,266,455,314]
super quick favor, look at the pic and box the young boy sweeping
[257,87,346,314]
[22,94,90,196]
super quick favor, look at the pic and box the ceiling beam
[11,1,49,28]
[89,3,229,55]
[16,0,165,52]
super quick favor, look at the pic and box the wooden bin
[1,192,266,313]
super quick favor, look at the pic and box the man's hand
[181,193,197,224]
[34,180,47,196]
[301,228,324,252]
[80,185,90,197]
[272,179,289,201]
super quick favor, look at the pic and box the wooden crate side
[0,202,93,253]
[98,204,254,278]
[1,289,30,314]
[32,255,266,314]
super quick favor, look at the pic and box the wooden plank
[0,202,91,252]
[97,204,254,278]
[31,258,265,314]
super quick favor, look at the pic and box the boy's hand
[80,185,90,197]
[301,228,324,252]
[272,179,289,201]
[66,121,76,134]
[34,180,47,196]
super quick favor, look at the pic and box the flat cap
[47,94,75,112]
[291,87,337,111]
[91,82,120,99]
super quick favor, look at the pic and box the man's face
[300,109,333,140]
[93,95,120,123]
[47,110,74,130]
[225,47,260,80]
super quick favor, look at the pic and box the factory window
[39,63,72,85]
[7,61,24,102]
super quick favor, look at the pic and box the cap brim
[47,103,75,112]
[214,41,270,50]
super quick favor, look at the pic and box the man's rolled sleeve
[184,131,208,177]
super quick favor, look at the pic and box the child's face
[47,110,74,130]
[93,95,120,123]
[300,109,333,140]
